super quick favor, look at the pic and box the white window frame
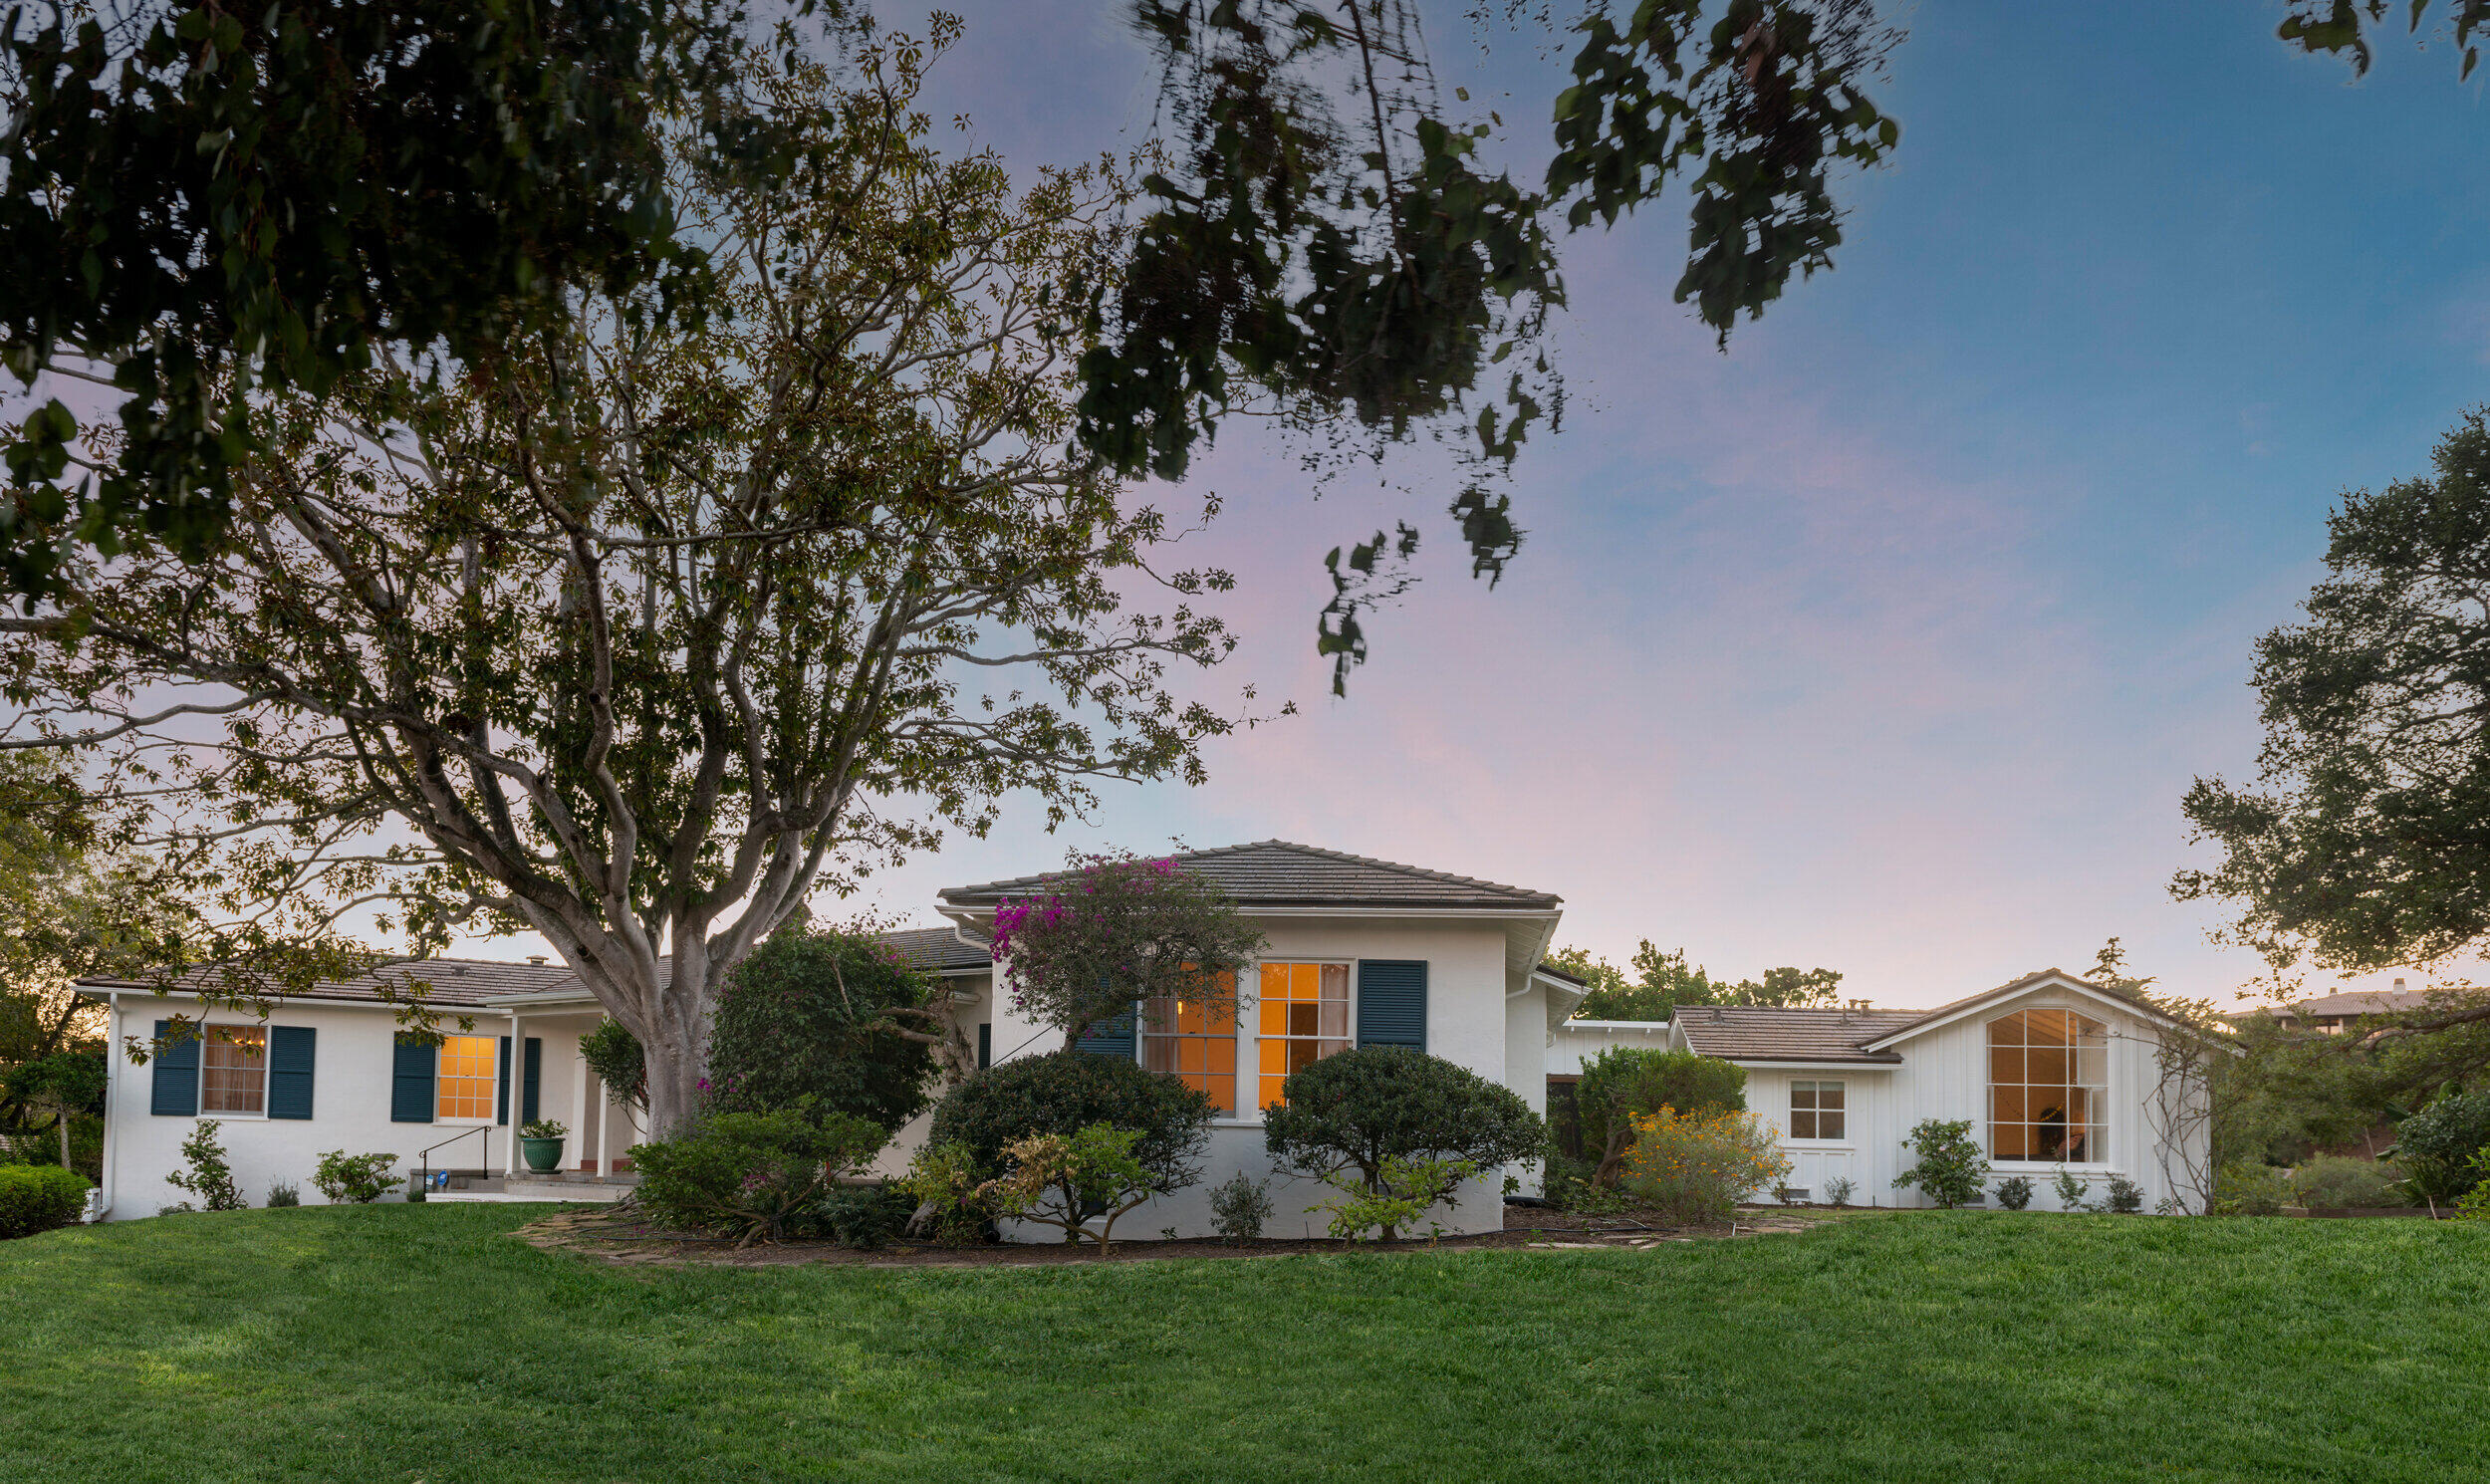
[1787,1079,1849,1145]
[196,1023,271,1119]
[1985,1006,2112,1170]
[1137,974,1246,1119]
[433,1033,502,1125]
[1243,957,1356,1124]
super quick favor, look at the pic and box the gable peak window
[1988,1007,2107,1162]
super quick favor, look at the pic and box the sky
[474,3,2489,1008]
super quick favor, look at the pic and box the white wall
[1548,1020,1675,1077]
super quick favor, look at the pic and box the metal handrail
[413,1124,488,1199]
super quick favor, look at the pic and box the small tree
[1893,1118,1989,1209]
[3,1049,106,1171]
[578,1019,647,1113]
[1262,1047,1543,1239]
[992,855,1266,1048]
[704,927,948,1129]
[166,1120,244,1212]
[1573,1046,1746,1187]
[978,1125,1161,1255]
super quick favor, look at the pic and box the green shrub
[518,1119,566,1140]
[1994,1175,2035,1210]
[2053,1166,2093,1211]
[705,926,940,1130]
[1619,1107,1790,1225]
[2456,1150,2490,1221]
[2294,1154,2398,1210]
[979,1123,1168,1253]
[579,1018,646,1110]
[1892,1118,1988,1208]
[630,1108,886,1247]
[1821,1174,1857,1208]
[2103,1171,2144,1214]
[1208,1171,1273,1243]
[1262,1047,1542,1237]
[2211,1161,2294,1216]
[1574,1047,1746,1180]
[817,1185,913,1249]
[929,1050,1214,1189]
[2385,1090,2490,1207]
[1310,1154,1479,1243]
[165,1120,244,1211]
[0,1164,90,1238]
[312,1150,400,1204]
[898,1141,992,1245]
[264,1181,301,1208]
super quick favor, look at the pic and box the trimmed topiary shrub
[1573,1046,1746,1182]
[817,1185,914,1250]
[630,1108,887,1247]
[1262,1047,1543,1237]
[1993,1174,2035,1210]
[928,1050,1215,1188]
[0,1164,90,1238]
[705,927,941,1131]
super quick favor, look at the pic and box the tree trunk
[57,1111,71,1172]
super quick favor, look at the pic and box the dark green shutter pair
[148,1020,317,1117]
[388,1035,541,1124]
[1070,960,1428,1060]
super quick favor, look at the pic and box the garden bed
[511,1200,1828,1268]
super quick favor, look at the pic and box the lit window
[1790,1080,1845,1140]
[1258,962,1350,1110]
[437,1035,498,1120]
[1988,1009,2107,1162]
[1142,978,1237,1114]
[200,1027,268,1114]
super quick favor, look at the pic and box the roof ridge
[940,839,1558,905]
[1221,839,1555,901]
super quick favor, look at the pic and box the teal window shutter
[149,1020,199,1116]
[267,1026,317,1119]
[390,1035,436,1122]
[977,1023,992,1070]
[1356,961,1428,1052]
[1074,1006,1136,1060]
[496,1036,513,1125]
[522,1038,542,1125]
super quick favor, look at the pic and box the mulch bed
[510,1201,1830,1269]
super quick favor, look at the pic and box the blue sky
[521,4,2490,1006]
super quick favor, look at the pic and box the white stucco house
[74,841,2210,1228]
[1551,969,2213,1213]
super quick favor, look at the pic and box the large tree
[1550,939,1842,1020]
[0,33,1243,1136]
[2177,409,2490,1052]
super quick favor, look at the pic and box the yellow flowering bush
[1620,1107,1792,1225]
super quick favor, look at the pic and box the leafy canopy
[1550,941,1844,1021]
[1261,1045,1544,1208]
[989,854,1265,1048]
[704,926,943,1133]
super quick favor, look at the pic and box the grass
[2,1206,2487,1482]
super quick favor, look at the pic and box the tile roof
[2284,988,2435,1018]
[940,840,1561,911]
[879,926,993,974]
[1675,1005,1923,1064]
[77,957,578,1007]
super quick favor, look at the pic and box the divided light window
[1258,962,1349,1110]
[200,1027,268,1114]
[1789,1081,1845,1140]
[1988,1008,2107,1162]
[437,1035,498,1121]
[1141,972,1238,1115]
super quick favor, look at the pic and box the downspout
[93,991,118,1222]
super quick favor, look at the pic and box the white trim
[97,991,118,1220]
[1554,1020,1673,1033]
[1711,1059,1900,1072]
[944,903,1561,924]
[1863,975,2187,1051]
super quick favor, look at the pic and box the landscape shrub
[977,1123,1167,1252]
[1893,1118,1988,1208]
[2456,1151,2490,1221]
[2103,1171,2145,1214]
[630,1108,886,1247]
[705,926,941,1131]
[0,1164,90,1238]
[929,1050,1214,1189]
[1310,1154,1479,1243]
[2053,1166,2092,1211]
[1994,1175,2035,1210]
[1263,1047,1542,1238]
[1619,1107,1790,1224]
[898,1140,993,1244]
[1208,1171,1274,1243]
[2293,1155,2398,1210]
[165,1120,244,1211]
[312,1150,400,1204]
[1821,1174,1857,1209]
[2384,1090,2490,1208]
[1573,1047,1746,1183]
[817,1185,913,1250]
[578,1018,646,1110]
[264,1181,301,1208]
[2211,1161,2294,1216]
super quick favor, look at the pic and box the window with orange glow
[1257,962,1350,1110]
[1988,1009,2107,1162]
[1141,976,1238,1114]
[436,1035,498,1120]
[200,1026,267,1114]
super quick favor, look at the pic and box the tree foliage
[0,34,1245,1136]
[926,1049,1215,1193]
[2279,0,2490,81]
[988,854,1265,1048]
[1572,1045,1746,1185]
[1551,940,1843,1021]
[1261,1046,1543,1237]
[704,925,944,1131]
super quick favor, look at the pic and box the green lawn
[2,1206,2486,1483]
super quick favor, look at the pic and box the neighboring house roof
[879,926,992,975]
[75,957,576,1008]
[939,840,1562,911]
[1535,961,1589,987]
[2282,989,2433,1019]
[1675,1005,1922,1065]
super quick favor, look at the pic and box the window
[1258,962,1350,1110]
[1142,974,1238,1114]
[1988,1008,2107,1162]
[437,1035,498,1120]
[200,1026,268,1114]
[1790,1080,1845,1140]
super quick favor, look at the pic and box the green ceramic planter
[520,1136,565,1173]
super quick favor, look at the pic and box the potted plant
[518,1119,568,1174]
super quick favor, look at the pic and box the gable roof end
[1860,969,2193,1051]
